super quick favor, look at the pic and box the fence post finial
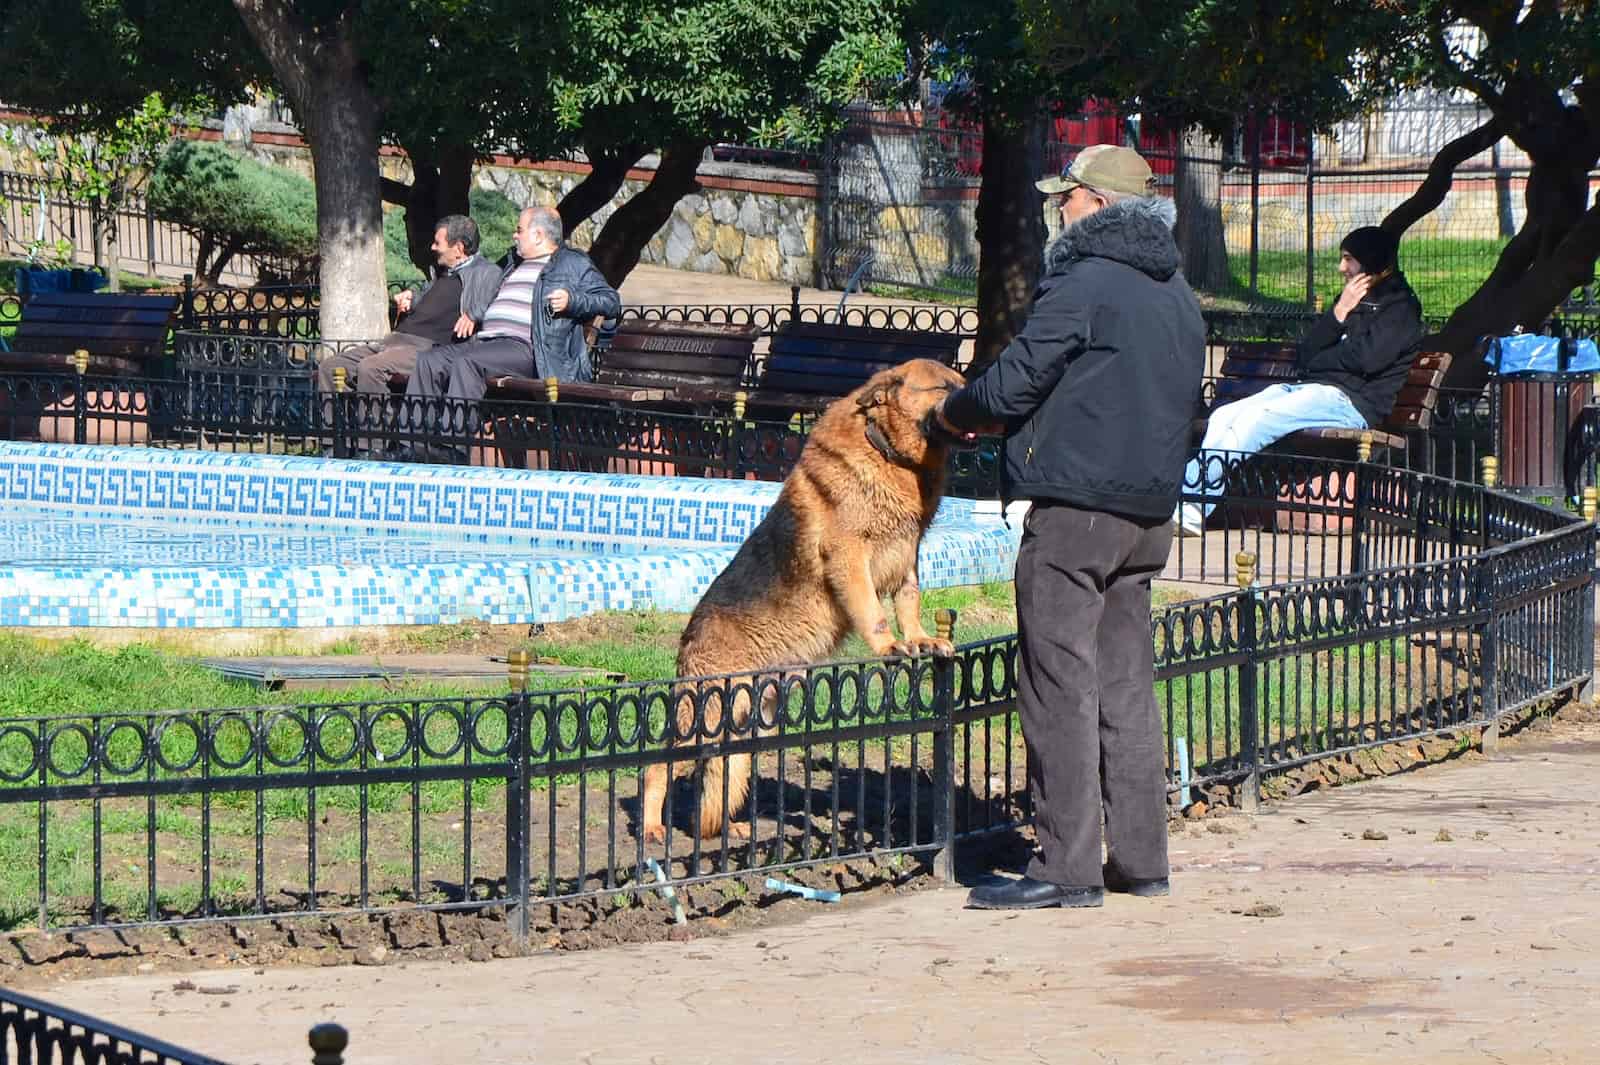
[332,366,347,393]
[508,648,530,692]
[733,390,747,422]
[544,376,559,403]
[72,349,88,375]
[1584,486,1598,523]
[1356,430,1373,464]
[935,608,956,643]
[1234,550,1257,590]
[308,1023,348,1065]
[1481,455,1499,488]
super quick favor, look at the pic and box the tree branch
[230,0,315,107]
[557,141,645,235]
[1382,117,1506,236]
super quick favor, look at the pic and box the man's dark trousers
[409,335,534,403]
[1016,501,1172,888]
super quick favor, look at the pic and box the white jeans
[1176,382,1368,529]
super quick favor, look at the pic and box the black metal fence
[0,168,304,289]
[0,986,348,1065]
[0,985,233,1064]
[0,452,1589,938]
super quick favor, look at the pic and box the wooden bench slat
[15,322,170,343]
[616,319,761,341]
[769,336,959,362]
[599,349,748,378]
[608,332,756,359]
[19,305,175,326]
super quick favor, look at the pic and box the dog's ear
[855,374,903,411]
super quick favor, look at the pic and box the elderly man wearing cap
[1175,226,1424,534]
[936,144,1206,910]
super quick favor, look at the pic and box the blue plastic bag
[1485,332,1600,375]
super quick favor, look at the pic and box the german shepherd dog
[640,358,977,844]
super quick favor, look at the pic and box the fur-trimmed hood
[1044,197,1181,281]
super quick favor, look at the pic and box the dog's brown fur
[640,358,969,844]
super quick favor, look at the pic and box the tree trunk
[93,205,121,292]
[231,0,389,340]
[585,140,706,288]
[385,139,475,272]
[971,104,1046,373]
[1427,185,1600,390]
[1172,127,1228,292]
[557,142,646,236]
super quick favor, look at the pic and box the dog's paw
[890,636,955,659]
[643,824,668,845]
[725,821,751,841]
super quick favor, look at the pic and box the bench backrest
[761,322,962,398]
[1215,341,1452,432]
[10,292,178,362]
[596,320,759,391]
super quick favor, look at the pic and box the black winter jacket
[942,197,1206,520]
[1294,271,1423,429]
[494,245,622,383]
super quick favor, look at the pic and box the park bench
[0,291,179,444]
[0,291,177,375]
[484,319,759,408]
[738,321,964,418]
[480,320,762,475]
[1200,341,1451,463]
[1196,341,1451,534]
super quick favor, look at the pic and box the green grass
[864,238,1516,321]
[1216,237,1509,318]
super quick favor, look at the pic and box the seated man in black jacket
[1176,226,1424,535]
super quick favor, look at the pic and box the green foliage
[549,0,909,151]
[0,0,251,123]
[146,140,319,264]
[382,186,521,283]
[0,93,177,263]
[1010,0,1408,133]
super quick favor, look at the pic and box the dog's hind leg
[698,753,753,840]
[641,688,701,844]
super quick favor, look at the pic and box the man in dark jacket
[937,144,1206,909]
[1175,226,1423,534]
[406,205,621,408]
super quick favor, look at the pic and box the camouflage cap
[1035,144,1155,198]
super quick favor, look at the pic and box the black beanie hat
[1340,226,1398,274]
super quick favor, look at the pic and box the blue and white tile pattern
[0,443,1020,628]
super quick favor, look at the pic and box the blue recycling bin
[15,266,109,301]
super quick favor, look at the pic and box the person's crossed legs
[1175,382,1368,534]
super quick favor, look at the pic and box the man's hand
[547,288,570,315]
[1333,274,1373,323]
[452,312,476,339]
[393,289,414,316]
[934,397,965,438]
[934,396,1001,439]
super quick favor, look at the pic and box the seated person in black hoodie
[1175,226,1424,534]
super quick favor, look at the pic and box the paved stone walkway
[36,713,1600,1064]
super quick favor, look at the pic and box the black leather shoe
[965,876,1103,910]
[1103,864,1170,897]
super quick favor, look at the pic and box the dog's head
[852,358,976,468]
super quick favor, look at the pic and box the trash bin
[15,266,109,301]
[1485,332,1600,500]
